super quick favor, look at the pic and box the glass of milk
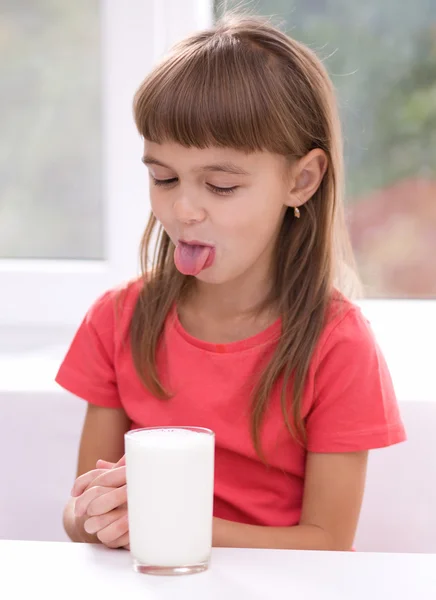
[125,426,215,576]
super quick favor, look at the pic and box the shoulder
[304,292,406,453]
[80,278,145,352]
[309,291,396,412]
[315,292,376,365]
[85,278,144,330]
[55,278,144,407]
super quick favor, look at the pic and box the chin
[192,267,229,285]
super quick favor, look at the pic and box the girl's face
[143,141,293,286]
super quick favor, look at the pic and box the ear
[285,149,328,208]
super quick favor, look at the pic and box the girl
[57,14,406,552]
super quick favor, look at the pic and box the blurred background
[1,0,435,298]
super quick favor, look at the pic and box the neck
[190,269,274,322]
[177,261,279,344]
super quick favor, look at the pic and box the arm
[213,450,368,551]
[63,404,131,543]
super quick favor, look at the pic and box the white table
[1,541,435,599]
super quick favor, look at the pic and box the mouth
[178,238,214,247]
[174,239,216,276]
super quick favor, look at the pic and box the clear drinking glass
[125,426,215,576]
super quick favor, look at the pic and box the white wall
[355,400,436,553]
[0,389,84,542]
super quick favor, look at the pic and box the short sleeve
[55,290,122,408]
[306,308,406,453]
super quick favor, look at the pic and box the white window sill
[0,326,73,394]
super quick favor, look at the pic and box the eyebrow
[141,156,250,176]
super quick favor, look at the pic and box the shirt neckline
[169,305,282,354]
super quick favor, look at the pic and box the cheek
[228,192,285,240]
[150,191,169,223]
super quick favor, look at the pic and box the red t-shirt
[56,280,406,527]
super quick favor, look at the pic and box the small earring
[294,207,301,219]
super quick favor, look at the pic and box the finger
[115,455,126,467]
[96,454,125,469]
[71,468,107,497]
[89,466,126,489]
[84,506,127,535]
[74,486,113,518]
[87,485,127,517]
[96,459,116,469]
[104,532,130,550]
[94,514,129,547]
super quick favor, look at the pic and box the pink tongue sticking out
[174,243,213,276]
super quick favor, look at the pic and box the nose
[173,195,205,225]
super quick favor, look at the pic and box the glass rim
[125,426,215,439]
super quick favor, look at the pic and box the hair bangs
[133,36,292,153]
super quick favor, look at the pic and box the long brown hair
[130,14,359,455]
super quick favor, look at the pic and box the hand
[71,456,129,549]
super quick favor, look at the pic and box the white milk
[125,427,215,572]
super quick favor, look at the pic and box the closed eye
[151,176,178,187]
[207,184,238,196]
[151,177,238,196]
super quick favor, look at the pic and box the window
[217,0,436,299]
[1,1,104,261]
[0,1,144,325]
